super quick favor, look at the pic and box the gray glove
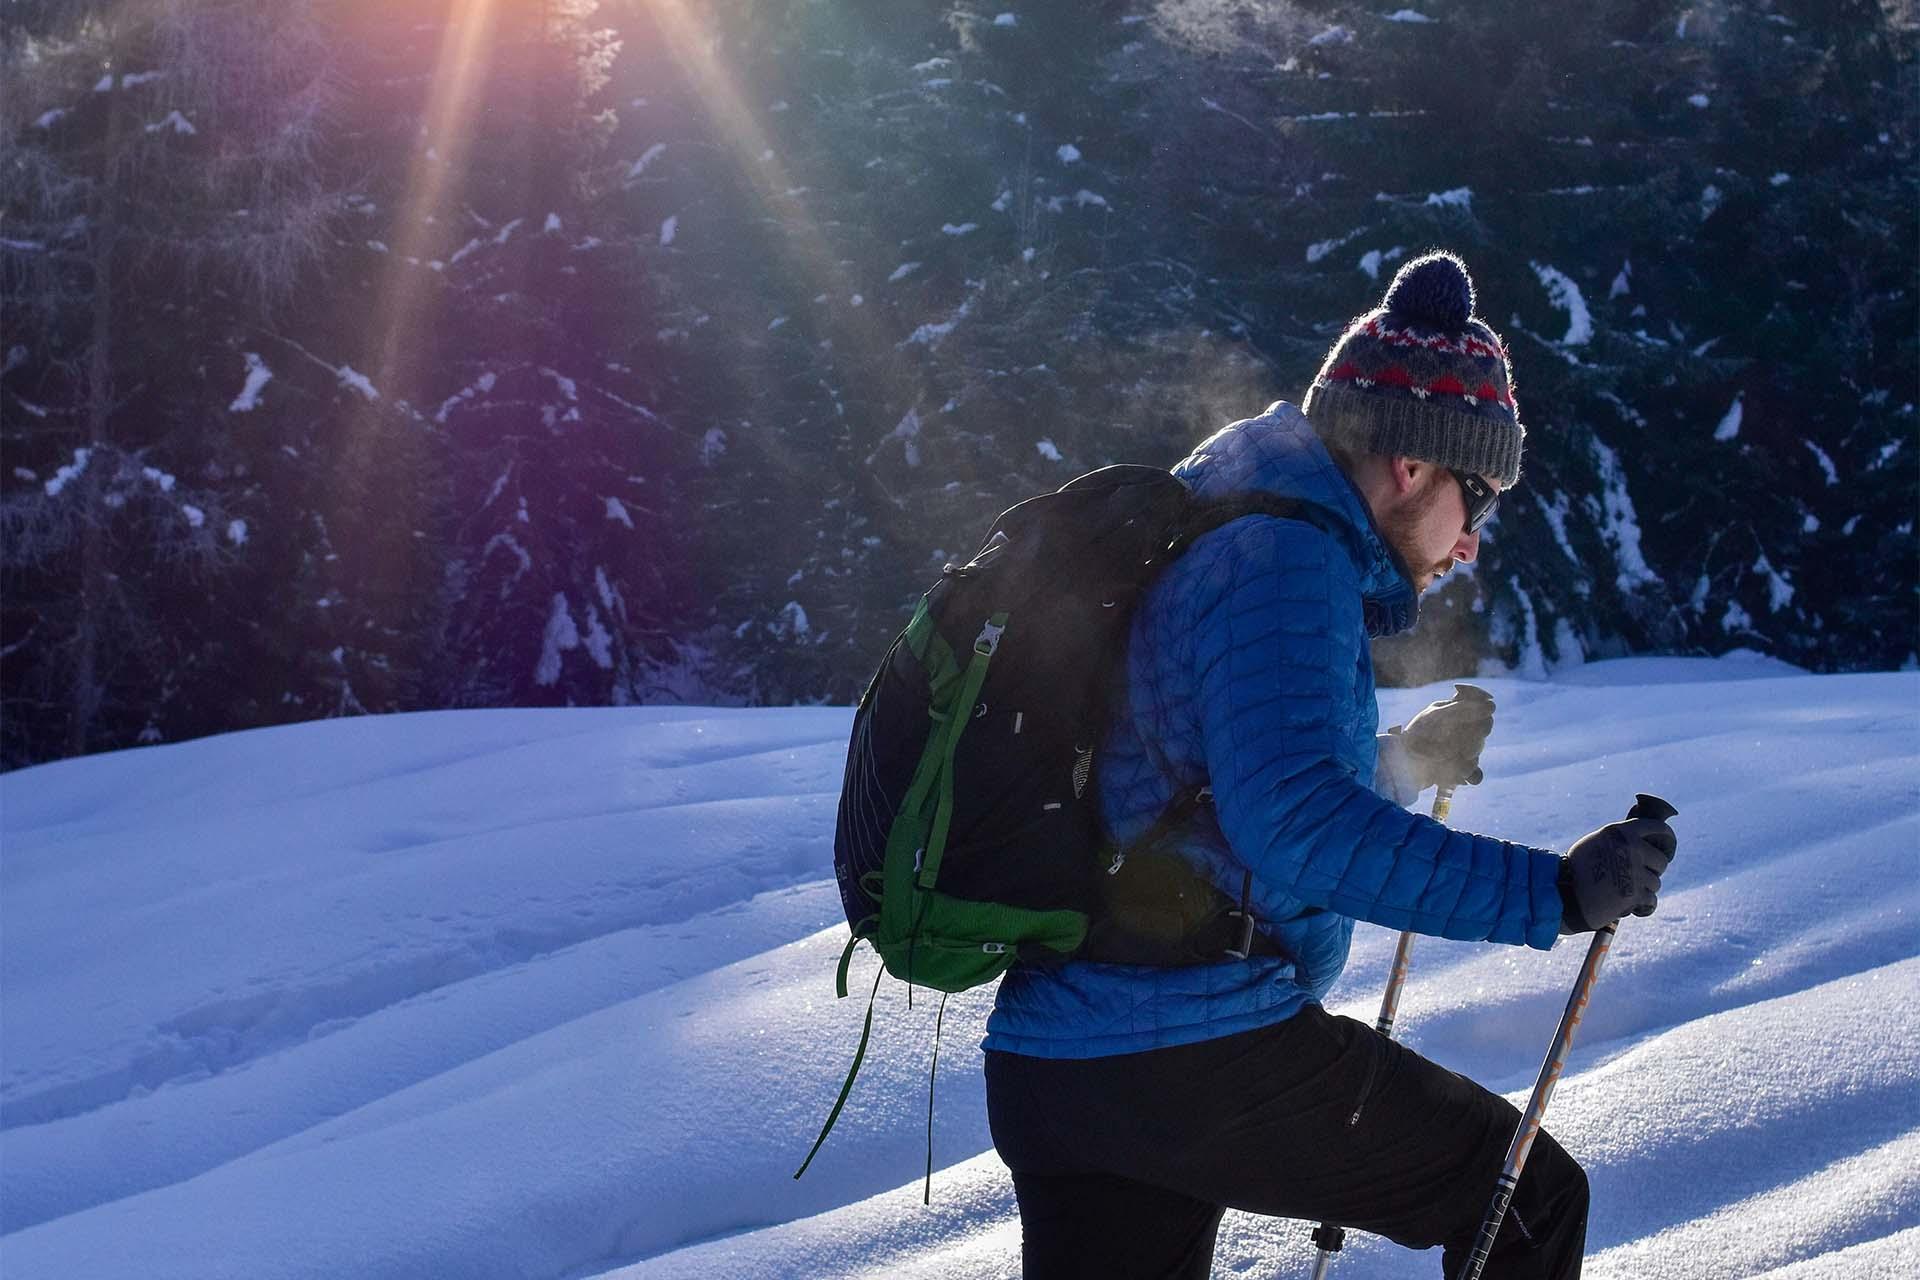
[1558,816,1679,934]
[1389,684,1495,793]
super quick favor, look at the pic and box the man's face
[1379,464,1494,595]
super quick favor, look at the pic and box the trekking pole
[1459,792,1679,1280]
[1307,684,1490,1278]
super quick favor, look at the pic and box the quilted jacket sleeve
[1372,733,1423,807]
[1190,519,1563,950]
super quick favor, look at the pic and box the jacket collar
[1171,401,1418,637]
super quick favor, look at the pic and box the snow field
[0,659,1915,1279]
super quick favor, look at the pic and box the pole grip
[1629,792,1677,822]
[1450,684,1491,789]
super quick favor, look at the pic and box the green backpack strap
[922,991,949,1205]
[794,936,882,1181]
[798,612,1012,1183]
[917,613,1008,891]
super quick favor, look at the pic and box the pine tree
[1136,0,1916,680]
[666,1,1284,700]
[1,0,346,763]
[417,0,698,706]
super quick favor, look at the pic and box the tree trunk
[70,38,127,758]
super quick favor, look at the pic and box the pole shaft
[1461,792,1674,1280]
[1459,922,1617,1280]
[1373,930,1417,1039]
[1464,1177,1518,1279]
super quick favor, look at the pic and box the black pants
[985,1005,1588,1279]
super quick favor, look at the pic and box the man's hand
[1389,684,1495,794]
[1558,816,1679,933]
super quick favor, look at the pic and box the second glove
[1558,816,1679,933]
[1390,684,1495,793]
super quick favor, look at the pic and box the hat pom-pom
[1383,252,1475,330]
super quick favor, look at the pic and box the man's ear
[1389,455,1425,497]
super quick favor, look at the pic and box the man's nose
[1454,529,1481,564]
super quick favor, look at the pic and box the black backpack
[796,465,1304,1186]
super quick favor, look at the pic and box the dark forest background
[3,0,1915,770]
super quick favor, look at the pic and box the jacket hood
[1171,401,1418,636]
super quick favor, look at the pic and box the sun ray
[648,0,864,311]
[639,0,919,486]
[370,0,503,390]
[324,0,504,664]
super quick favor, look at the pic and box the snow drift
[2,658,1915,1279]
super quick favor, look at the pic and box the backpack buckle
[974,620,1006,656]
[1223,909,1257,961]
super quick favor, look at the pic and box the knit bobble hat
[1302,251,1525,489]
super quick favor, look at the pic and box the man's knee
[1566,1155,1590,1216]
[1515,1138,1589,1278]
[1532,1135,1589,1227]
[1443,1137,1588,1279]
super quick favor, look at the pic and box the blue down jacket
[984,402,1564,1058]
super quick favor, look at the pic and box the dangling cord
[924,991,949,1204]
[794,963,885,1180]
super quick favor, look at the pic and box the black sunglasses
[1452,470,1499,534]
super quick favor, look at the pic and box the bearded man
[982,251,1678,1280]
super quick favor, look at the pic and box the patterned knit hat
[1302,251,1524,489]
